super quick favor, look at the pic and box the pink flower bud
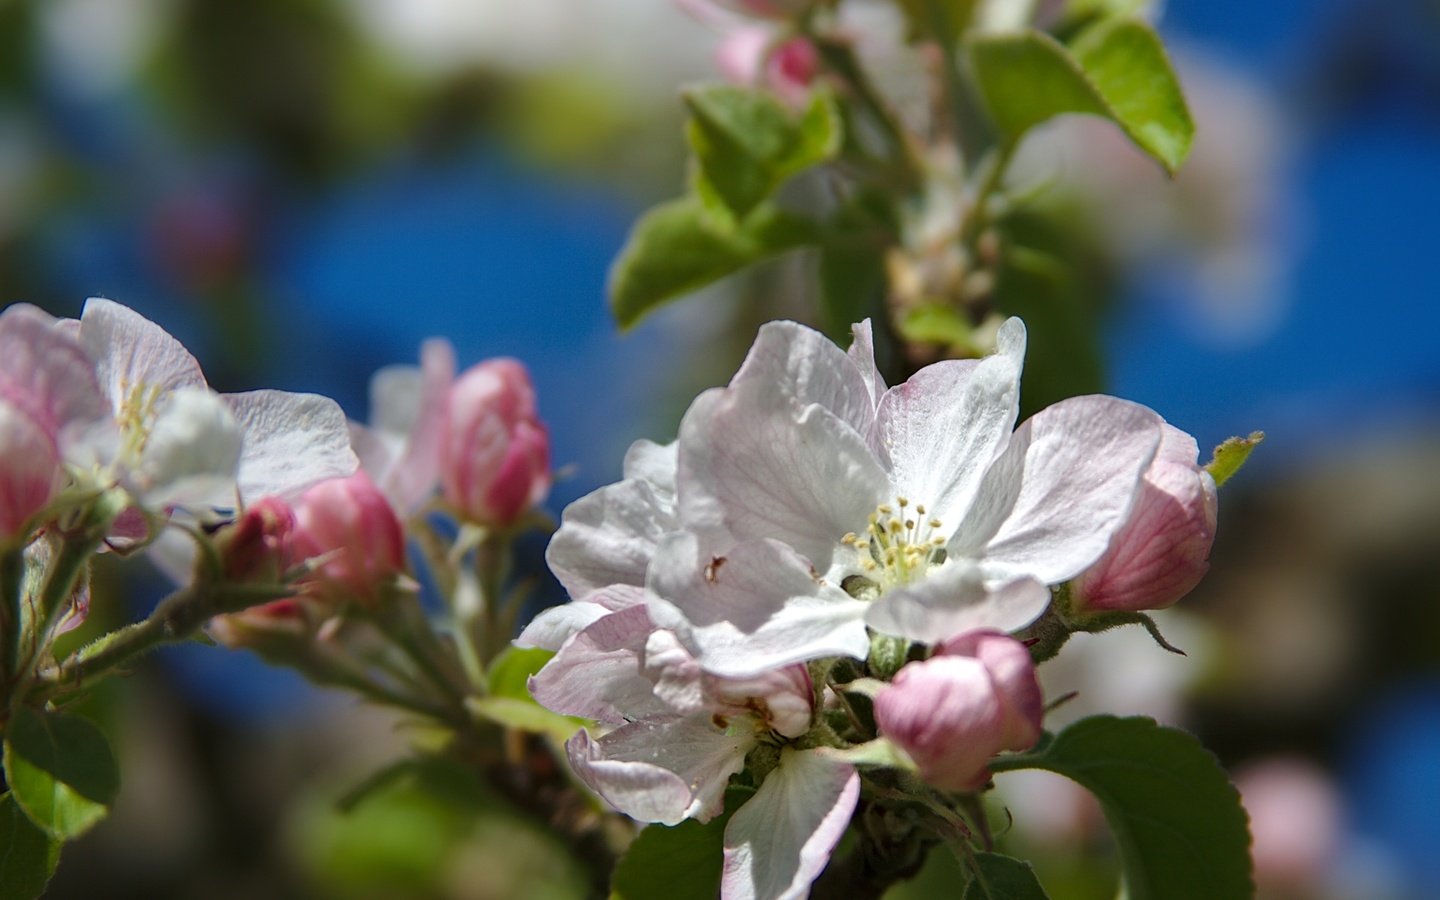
[440,359,550,527]
[208,597,311,649]
[875,631,1043,791]
[291,472,406,605]
[715,30,819,108]
[219,496,297,584]
[0,398,60,544]
[1072,425,1218,613]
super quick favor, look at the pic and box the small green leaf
[1206,431,1264,488]
[684,85,841,220]
[968,22,1193,173]
[466,696,586,745]
[0,792,61,900]
[897,303,977,350]
[486,646,555,700]
[3,707,119,840]
[609,197,819,329]
[963,852,1050,900]
[610,814,729,900]
[991,716,1253,900]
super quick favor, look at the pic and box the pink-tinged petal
[728,320,876,437]
[567,714,754,825]
[872,317,1025,526]
[545,477,676,597]
[846,319,887,410]
[715,26,770,86]
[80,298,207,405]
[864,563,1050,644]
[621,439,678,499]
[721,749,860,900]
[291,471,405,606]
[0,400,60,541]
[529,606,675,724]
[372,338,456,514]
[677,383,889,573]
[0,304,111,457]
[226,390,359,502]
[708,665,815,739]
[515,584,647,650]
[647,534,871,678]
[643,629,708,716]
[952,395,1164,585]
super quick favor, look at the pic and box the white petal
[545,476,676,597]
[529,606,674,724]
[722,749,860,900]
[846,318,887,410]
[730,320,875,436]
[646,534,872,678]
[515,584,646,650]
[865,564,1051,644]
[226,390,359,502]
[677,383,890,573]
[952,395,1164,585]
[80,298,207,408]
[872,317,1024,526]
[567,714,753,825]
[622,438,678,499]
[135,387,242,508]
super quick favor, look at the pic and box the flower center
[840,497,947,595]
[117,379,163,463]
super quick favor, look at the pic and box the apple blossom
[74,298,357,512]
[0,399,61,544]
[526,599,858,900]
[290,471,407,606]
[439,358,551,528]
[1070,424,1218,614]
[873,631,1043,791]
[716,29,820,107]
[618,317,1168,676]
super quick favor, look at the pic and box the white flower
[75,298,357,512]
[523,599,858,900]
[548,317,1168,677]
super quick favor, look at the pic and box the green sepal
[1206,431,1264,487]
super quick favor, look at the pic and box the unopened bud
[217,496,296,584]
[291,472,406,606]
[440,359,550,528]
[1072,424,1217,614]
[874,631,1042,791]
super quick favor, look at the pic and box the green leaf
[0,793,61,900]
[991,716,1253,900]
[610,815,729,900]
[486,646,555,700]
[963,853,1050,900]
[1206,431,1264,488]
[684,85,841,220]
[465,696,587,745]
[3,707,119,840]
[897,303,978,350]
[968,21,1193,173]
[609,197,819,329]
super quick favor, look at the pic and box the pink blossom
[440,358,550,528]
[874,631,1043,791]
[218,496,297,584]
[716,29,819,107]
[291,472,406,606]
[1071,424,1218,614]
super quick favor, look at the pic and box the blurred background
[3,0,1438,897]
